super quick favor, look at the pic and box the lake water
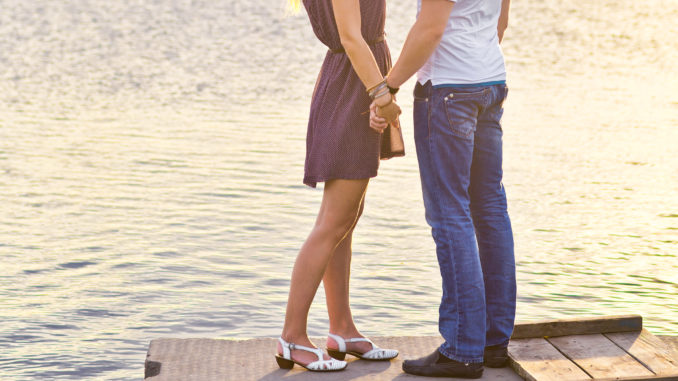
[1,0,677,379]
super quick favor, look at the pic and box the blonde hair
[288,0,301,12]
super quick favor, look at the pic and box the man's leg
[470,84,516,354]
[413,83,487,363]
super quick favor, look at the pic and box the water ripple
[1,0,677,379]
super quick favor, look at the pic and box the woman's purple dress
[302,0,394,188]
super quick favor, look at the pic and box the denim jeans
[413,81,516,363]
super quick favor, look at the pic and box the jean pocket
[443,91,483,139]
[483,86,508,126]
[499,85,508,106]
[443,87,487,99]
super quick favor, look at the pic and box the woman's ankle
[281,330,312,345]
[329,314,358,331]
[328,324,361,338]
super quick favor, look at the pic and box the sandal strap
[278,337,324,361]
[327,333,375,352]
[278,337,291,359]
[307,358,347,371]
[327,333,347,352]
[361,347,398,359]
[345,337,373,344]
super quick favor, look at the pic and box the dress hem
[303,171,377,188]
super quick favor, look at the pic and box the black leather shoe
[484,345,509,368]
[402,349,483,378]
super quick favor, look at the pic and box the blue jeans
[413,81,516,363]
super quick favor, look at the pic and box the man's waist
[432,80,506,89]
[417,69,506,87]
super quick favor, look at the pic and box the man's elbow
[413,15,447,42]
[423,24,446,45]
[430,27,446,42]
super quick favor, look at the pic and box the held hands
[366,77,400,134]
[369,93,400,134]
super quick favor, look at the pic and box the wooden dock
[145,315,678,380]
[508,315,678,380]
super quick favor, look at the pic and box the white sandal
[326,333,399,361]
[275,337,347,372]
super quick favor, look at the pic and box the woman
[276,0,403,372]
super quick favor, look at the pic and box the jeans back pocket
[442,89,485,139]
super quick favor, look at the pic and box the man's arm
[497,0,510,44]
[385,0,455,89]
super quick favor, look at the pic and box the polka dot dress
[302,0,397,188]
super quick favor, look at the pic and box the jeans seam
[420,83,512,363]
[427,92,461,358]
[426,93,431,138]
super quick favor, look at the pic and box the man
[370,0,515,378]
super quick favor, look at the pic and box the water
[1,0,677,379]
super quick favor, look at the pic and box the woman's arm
[332,0,392,107]
[498,0,510,43]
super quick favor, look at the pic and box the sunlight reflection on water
[0,0,677,379]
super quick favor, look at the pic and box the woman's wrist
[367,78,388,99]
[368,76,398,106]
[374,92,392,107]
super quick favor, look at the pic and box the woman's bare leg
[280,178,369,364]
[323,197,373,354]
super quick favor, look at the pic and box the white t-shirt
[417,0,506,85]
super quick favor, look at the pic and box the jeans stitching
[427,90,462,358]
[444,97,476,138]
[441,87,489,139]
[419,84,487,362]
[419,84,511,363]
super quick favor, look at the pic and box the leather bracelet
[384,73,399,95]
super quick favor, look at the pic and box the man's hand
[376,99,401,123]
[369,102,389,133]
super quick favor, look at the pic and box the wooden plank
[507,337,591,381]
[512,315,642,339]
[145,336,524,380]
[596,376,678,381]
[548,334,654,379]
[659,336,678,354]
[606,329,678,375]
